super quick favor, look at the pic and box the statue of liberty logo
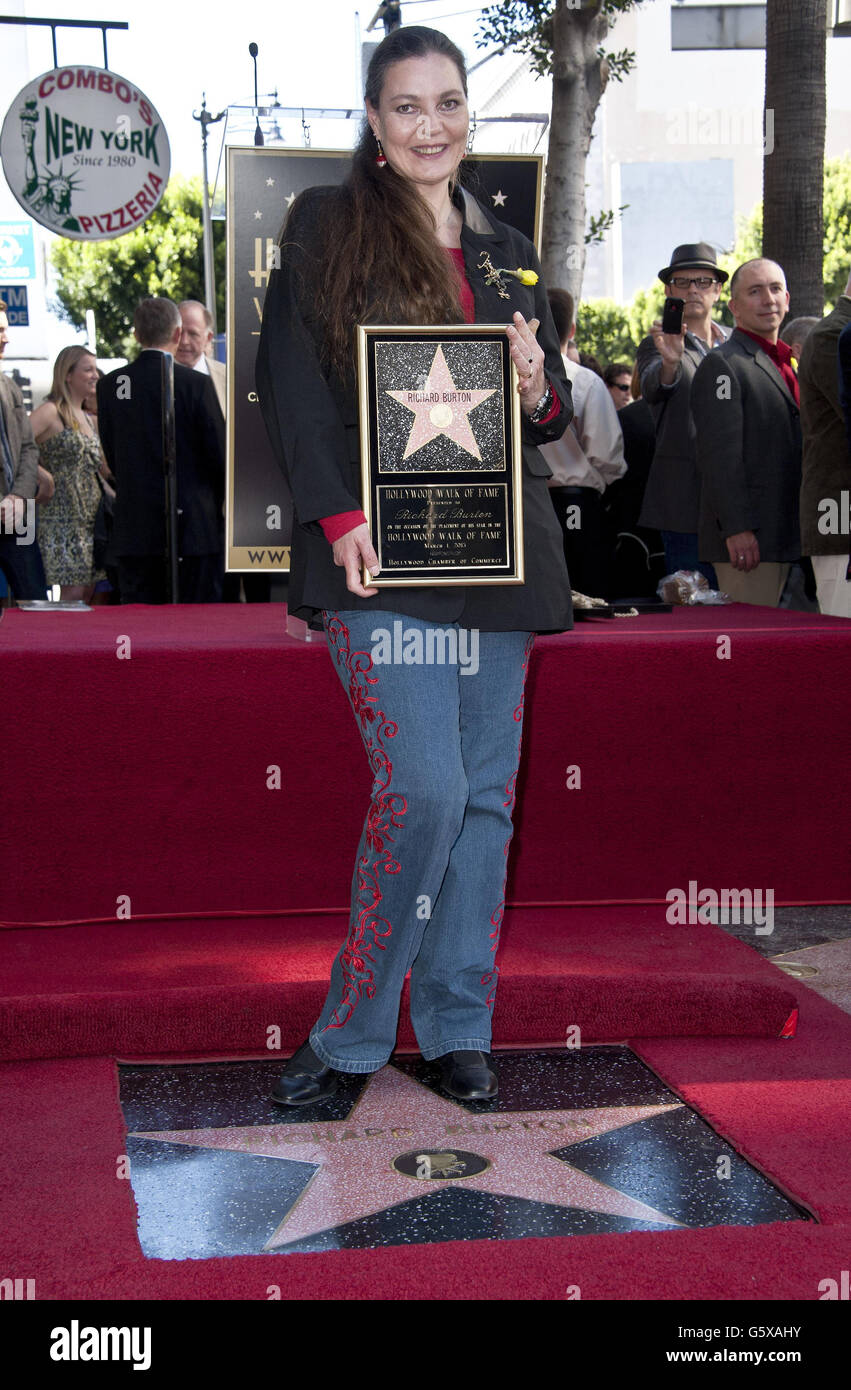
[18,98,82,232]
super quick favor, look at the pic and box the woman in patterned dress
[30,346,108,601]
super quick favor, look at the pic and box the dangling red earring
[374,135,387,168]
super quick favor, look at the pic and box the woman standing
[30,346,108,601]
[257,26,573,1105]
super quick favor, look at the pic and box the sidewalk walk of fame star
[386,345,497,461]
[131,1065,687,1251]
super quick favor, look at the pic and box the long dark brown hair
[292,27,469,383]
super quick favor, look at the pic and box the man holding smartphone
[636,243,728,584]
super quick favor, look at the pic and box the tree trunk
[541,0,610,301]
[762,0,827,317]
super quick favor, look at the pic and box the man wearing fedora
[637,243,729,584]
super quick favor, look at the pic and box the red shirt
[738,328,800,405]
[320,247,558,542]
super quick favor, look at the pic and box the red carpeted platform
[2,602,850,1300]
[1,976,849,1300]
[0,907,798,1061]
[1,602,850,928]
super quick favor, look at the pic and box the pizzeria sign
[0,66,171,240]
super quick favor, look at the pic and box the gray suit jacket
[690,328,802,563]
[0,371,39,498]
[636,325,727,532]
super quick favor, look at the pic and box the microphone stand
[249,42,264,146]
[160,351,179,604]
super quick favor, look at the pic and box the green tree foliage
[49,175,225,358]
[573,298,635,364]
[477,0,642,83]
[822,156,851,306]
[716,155,851,321]
[572,285,664,365]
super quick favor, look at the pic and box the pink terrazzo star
[132,1065,686,1249]
[386,345,497,461]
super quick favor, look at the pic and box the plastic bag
[657,569,731,605]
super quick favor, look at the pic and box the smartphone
[661,297,685,335]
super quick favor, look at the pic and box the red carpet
[1,603,850,926]
[1,603,849,1301]
[0,907,798,1061]
[1,976,848,1300]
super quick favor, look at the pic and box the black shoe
[438,1049,498,1101]
[270,1038,338,1106]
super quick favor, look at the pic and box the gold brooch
[477,252,538,298]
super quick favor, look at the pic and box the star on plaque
[491,189,507,207]
[266,177,275,187]
[285,191,296,207]
[131,1065,685,1251]
[254,209,262,220]
[386,344,497,461]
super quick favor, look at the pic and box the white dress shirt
[192,354,210,375]
[538,356,627,492]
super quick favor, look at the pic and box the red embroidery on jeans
[321,613,408,1031]
[481,632,535,1010]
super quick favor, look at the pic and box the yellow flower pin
[501,267,538,286]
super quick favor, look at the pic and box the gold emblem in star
[386,344,496,461]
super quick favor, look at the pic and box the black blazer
[97,352,225,557]
[690,329,801,563]
[255,182,575,632]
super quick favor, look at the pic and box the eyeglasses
[613,383,631,392]
[669,276,719,290]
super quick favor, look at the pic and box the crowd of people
[0,297,235,606]
[1,241,850,614]
[541,245,851,615]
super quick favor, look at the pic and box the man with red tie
[690,259,801,607]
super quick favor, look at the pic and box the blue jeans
[0,514,48,600]
[660,530,718,591]
[308,609,535,1073]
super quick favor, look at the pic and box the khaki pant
[714,562,791,608]
[811,555,851,618]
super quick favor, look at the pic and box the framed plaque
[357,325,524,587]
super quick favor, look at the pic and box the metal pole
[0,17,129,66]
[200,105,216,336]
[193,95,225,339]
[160,351,179,604]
